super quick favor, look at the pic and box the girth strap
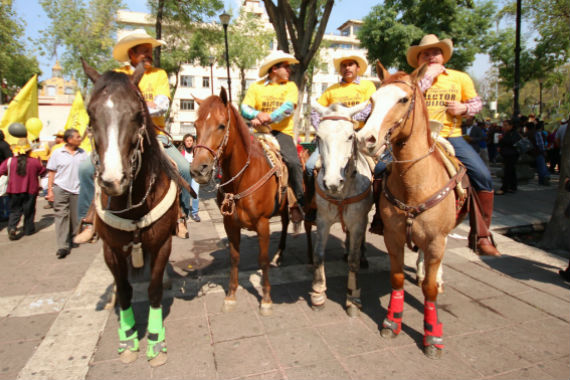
[315,180,371,233]
[383,166,467,250]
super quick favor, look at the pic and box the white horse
[310,102,374,317]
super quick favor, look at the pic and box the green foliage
[0,1,40,102]
[37,0,124,90]
[358,0,496,71]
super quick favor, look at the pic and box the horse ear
[376,61,389,82]
[81,57,100,83]
[219,87,228,106]
[347,101,369,118]
[131,62,145,86]
[411,63,429,84]
[311,99,328,116]
[192,94,204,106]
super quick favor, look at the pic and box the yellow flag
[0,75,39,145]
[64,90,92,152]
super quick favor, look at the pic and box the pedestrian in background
[46,129,87,259]
[0,137,45,240]
[0,130,13,221]
[496,119,521,195]
[181,134,200,222]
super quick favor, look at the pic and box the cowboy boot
[369,178,383,235]
[74,204,96,244]
[472,190,500,256]
[176,207,189,239]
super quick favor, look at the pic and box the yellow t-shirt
[30,142,51,162]
[423,69,478,138]
[242,80,298,137]
[317,79,376,129]
[114,66,171,129]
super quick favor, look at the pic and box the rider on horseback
[370,34,500,256]
[305,52,376,222]
[240,50,306,223]
[74,29,193,243]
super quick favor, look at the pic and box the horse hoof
[119,349,138,364]
[270,253,282,267]
[222,299,237,313]
[148,352,168,367]
[424,345,443,360]
[380,328,398,339]
[310,292,326,310]
[346,305,360,318]
[311,303,325,311]
[259,302,273,316]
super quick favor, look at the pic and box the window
[321,83,328,94]
[180,75,193,87]
[353,26,361,35]
[46,85,56,96]
[64,86,74,95]
[341,28,350,37]
[180,99,195,111]
[202,76,210,88]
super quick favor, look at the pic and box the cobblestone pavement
[0,172,568,380]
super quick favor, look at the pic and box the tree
[38,0,125,90]
[0,1,40,103]
[358,0,496,71]
[262,0,334,136]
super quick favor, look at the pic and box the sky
[14,0,491,82]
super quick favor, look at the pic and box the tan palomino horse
[357,63,468,359]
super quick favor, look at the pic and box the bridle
[377,80,436,165]
[88,80,154,214]
[193,104,250,189]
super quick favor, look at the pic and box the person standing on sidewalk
[0,137,46,240]
[240,50,305,223]
[496,119,521,195]
[181,134,200,222]
[46,129,87,259]
[0,130,13,221]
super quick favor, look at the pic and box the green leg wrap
[146,306,167,360]
[118,306,139,353]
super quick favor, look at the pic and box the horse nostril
[366,135,376,145]
[199,164,209,174]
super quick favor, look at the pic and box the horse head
[312,101,368,195]
[82,59,148,196]
[190,87,233,184]
[357,61,428,158]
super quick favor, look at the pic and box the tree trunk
[239,67,246,105]
[154,0,164,68]
[304,73,313,142]
[540,127,570,250]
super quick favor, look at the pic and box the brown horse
[82,60,193,367]
[357,63,467,359]
[190,88,289,315]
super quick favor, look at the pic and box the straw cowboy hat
[406,34,453,68]
[53,130,65,138]
[333,52,368,76]
[113,29,166,62]
[11,138,32,155]
[258,50,299,77]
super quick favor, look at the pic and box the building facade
[117,0,378,140]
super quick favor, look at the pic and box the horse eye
[218,124,225,130]
[348,135,354,140]
[400,97,409,104]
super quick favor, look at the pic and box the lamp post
[208,54,215,96]
[219,11,232,103]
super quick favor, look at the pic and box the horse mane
[91,71,181,186]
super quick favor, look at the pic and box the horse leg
[345,221,366,317]
[270,207,289,267]
[145,239,171,367]
[305,219,314,267]
[103,244,139,364]
[311,219,331,310]
[257,217,273,316]
[416,250,444,293]
[421,241,446,359]
[380,239,405,339]
[222,222,241,312]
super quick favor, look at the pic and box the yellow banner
[0,75,39,145]
[64,91,91,152]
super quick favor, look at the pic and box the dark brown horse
[82,60,193,367]
[190,89,289,315]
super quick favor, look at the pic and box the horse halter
[379,80,436,165]
[193,105,250,189]
[89,81,153,213]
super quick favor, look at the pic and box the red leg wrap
[423,301,444,349]
[383,289,404,335]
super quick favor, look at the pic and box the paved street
[0,171,568,380]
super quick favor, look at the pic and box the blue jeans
[190,178,199,216]
[77,135,193,221]
[372,137,493,191]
